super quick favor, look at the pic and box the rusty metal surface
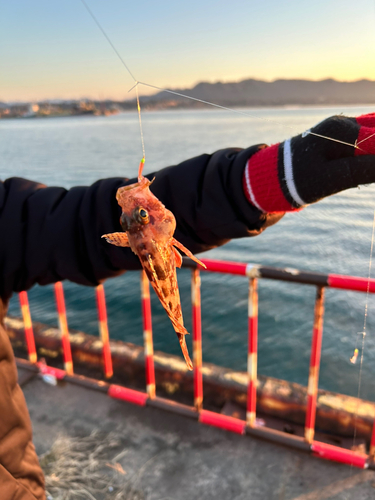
[6,315,375,442]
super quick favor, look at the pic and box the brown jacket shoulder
[0,299,45,500]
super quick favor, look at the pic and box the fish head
[116,176,176,251]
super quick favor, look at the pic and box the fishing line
[78,0,361,154]
[79,0,136,82]
[134,81,298,133]
[349,209,375,472]
[135,82,368,152]
[136,84,146,161]
[302,131,362,151]
[357,131,375,147]
[79,0,147,167]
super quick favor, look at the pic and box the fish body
[102,161,205,370]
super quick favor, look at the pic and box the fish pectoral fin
[172,246,183,268]
[101,232,130,247]
[177,333,193,371]
[172,238,206,269]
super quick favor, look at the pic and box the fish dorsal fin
[172,246,183,268]
[171,238,206,268]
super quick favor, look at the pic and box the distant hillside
[4,78,375,118]
[138,78,375,108]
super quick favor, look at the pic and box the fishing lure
[102,159,206,370]
[350,348,359,364]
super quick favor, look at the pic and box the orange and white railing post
[141,271,155,398]
[192,269,203,411]
[54,282,73,375]
[95,284,113,379]
[18,291,37,363]
[247,278,258,427]
[305,286,325,443]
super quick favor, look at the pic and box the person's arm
[1,114,375,302]
[0,177,134,301]
[148,144,285,253]
[0,148,281,301]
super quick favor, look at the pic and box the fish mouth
[120,182,141,192]
[117,176,154,196]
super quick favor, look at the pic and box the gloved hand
[243,114,375,213]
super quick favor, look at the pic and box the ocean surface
[1,106,375,401]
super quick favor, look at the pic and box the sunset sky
[1,0,375,102]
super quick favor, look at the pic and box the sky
[1,0,375,102]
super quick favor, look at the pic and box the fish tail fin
[178,333,193,371]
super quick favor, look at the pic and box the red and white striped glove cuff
[356,114,375,155]
[242,141,305,213]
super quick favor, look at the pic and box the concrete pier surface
[19,367,375,500]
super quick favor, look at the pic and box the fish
[102,159,206,370]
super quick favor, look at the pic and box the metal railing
[16,258,375,469]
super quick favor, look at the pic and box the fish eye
[137,207,149,224]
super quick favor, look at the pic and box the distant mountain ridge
[3,78,375,116]
[140,78,375,107]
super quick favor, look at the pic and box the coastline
[1,101,375,120]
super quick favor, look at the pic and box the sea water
[1,106,375,400]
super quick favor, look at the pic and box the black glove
[243,113,375,212]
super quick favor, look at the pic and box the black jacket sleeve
[0,145,283,300]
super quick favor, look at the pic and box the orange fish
[102,159,205,370]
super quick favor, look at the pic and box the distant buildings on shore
[0,100,122,119]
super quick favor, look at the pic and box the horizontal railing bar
[245,426,311,452]
[328,274,375,293]
[147,397,198,419]
[182,258,375,292]
[311,441,368,468]
[16,358,39,372]
[108,384,148,406]
[184,259,248,276]
[64,374,109,393]
[38,362,66,380]
[199,410,246,434]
